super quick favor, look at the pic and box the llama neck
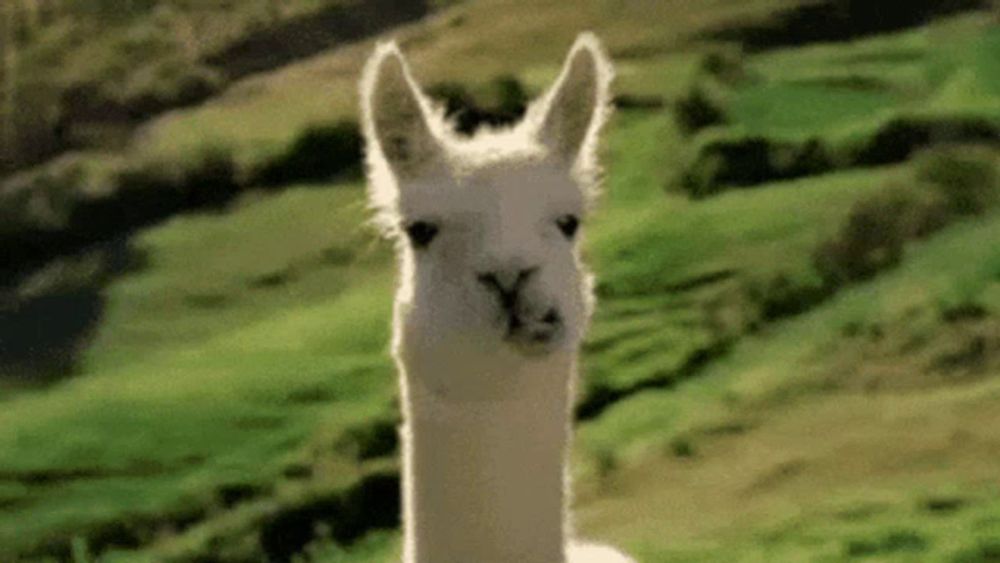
[400,349,576,563]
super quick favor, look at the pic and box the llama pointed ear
[360,42,442,180]
[535,32,614,168]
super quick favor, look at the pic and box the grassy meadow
[1,0,999,561]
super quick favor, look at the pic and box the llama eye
[404,221,439,248]
[556,214,579,239]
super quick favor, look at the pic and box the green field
[1,0,999,561]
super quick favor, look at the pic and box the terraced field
[0,1,997,561]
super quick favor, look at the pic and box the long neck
[399,349,576,563]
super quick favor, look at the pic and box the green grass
[2,0,1000,560]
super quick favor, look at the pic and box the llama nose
[476,266,538,297]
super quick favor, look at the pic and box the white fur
[360,32,633,563]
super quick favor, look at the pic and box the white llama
[359,32,635,563]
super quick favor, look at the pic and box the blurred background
[1,0,998,561]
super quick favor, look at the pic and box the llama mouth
[504,308,563,354]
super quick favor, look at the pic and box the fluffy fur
[359,32,633,563]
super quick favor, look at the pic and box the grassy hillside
[0,0,430,174]
[0,0,998,561]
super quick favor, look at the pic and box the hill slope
[0,1,998,561]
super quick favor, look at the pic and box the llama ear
[535,32,613,168]
[360,42,442,179]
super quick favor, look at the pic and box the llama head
[361,33,613,365]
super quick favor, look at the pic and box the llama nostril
[541,308,561,326]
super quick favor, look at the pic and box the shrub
[851,117,999,167]
[916,145,999,216]
[674,85,727,134]
[668,437,696,458]
[682,135,832,197]
[122,58,224,116]
[700,46,748,85]
[814,188,911,286]
[253,121,363,186]
[426,75,528,135]
[744,273,829,321]
[812,146,995,292]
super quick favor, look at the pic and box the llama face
[361,34,612,361]
[395,155,589,357]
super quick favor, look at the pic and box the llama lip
[504,308,563,354]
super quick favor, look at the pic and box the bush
[700,46,748,85]
[674,85,727,134]
[916,145,999,216]
[851,117,999,167]
[812,145,996,291]
[426,75,528,135]
[252,121,363,186]
[682,135,832,198]
[707,0,990,49]
[745,273,829,321]
[814,189,910,286]
[122,58,224,116]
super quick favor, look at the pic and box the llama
[359,32,634,563]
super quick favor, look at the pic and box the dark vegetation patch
[217,483,269,509]
[576,337,733,421]
[60,62,224,141]
[930,329,995,374]
[0,148,237,276]
[16,465,398,562]
[283,385,339,405]
[24,503,209,561]
[335,414,400,461]
[1,121,364,278]
[587,146,993,422]
[613,94,666,110]
[673,48,749,135]
[668,437,696,459]
[844,529,929,558]
[426,75,529,136]
[251,121,363,186]
[942,303,990,323]
[814,145,997,288]
[2,0,431,176]
[282,464,314,480]
[790,75,890,92]
[0,460,173,486]
[699,47,750,85]
[922,495,968,514]
[0,238,144,383]
[674,86,728,135]
[743,273,829,322]
[259,471,400,563]
[813,187,924,286]
[682,136,832,197]
[249,268,297,290]
[682,117,999,198]
[723,146,998,345]
[204,0,429,81]
[951,539,1000,563]
[706,0,991,51]
[828,311,1000,392]
[852,117,1000,168]
[596,268,737,299]
[914,144,999,215]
